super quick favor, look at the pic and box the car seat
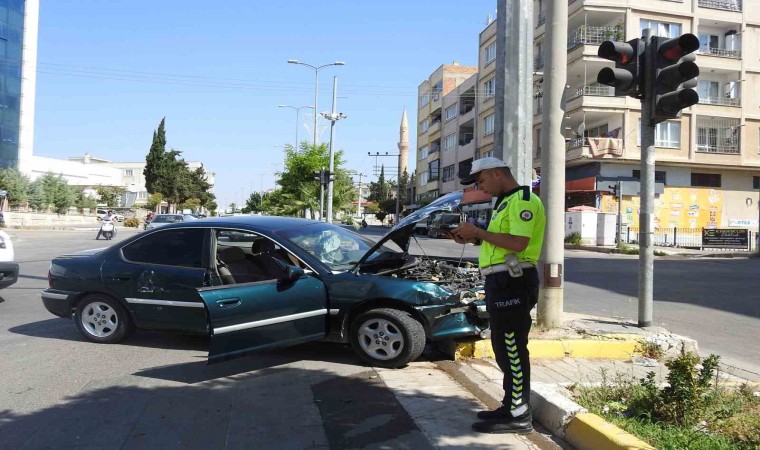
[218,246,264,284]
[250,239,286,279]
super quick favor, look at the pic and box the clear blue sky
[34,0,494,210]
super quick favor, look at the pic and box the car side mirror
[281,265,304,283]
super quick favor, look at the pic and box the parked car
[428,213,463,239]
[41,192,488,368]
[96,209,125,222]
[0,230,18,289]
[144,214,196,231]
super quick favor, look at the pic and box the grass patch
[573,353,760,450]
[617,243,639,254]
[565,232,582,245]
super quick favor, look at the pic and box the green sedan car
[41,192,489,368]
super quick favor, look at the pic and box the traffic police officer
[451,157,546,434]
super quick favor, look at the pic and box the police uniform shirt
[479,186,546,268]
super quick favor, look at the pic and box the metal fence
[623,227,759,252]
[698,0,742,11]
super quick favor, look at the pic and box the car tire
[75,294,135,344]
[349,308,425,369]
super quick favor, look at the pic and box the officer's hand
[452,223,480,241]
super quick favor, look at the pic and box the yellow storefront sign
[600,187,723,230]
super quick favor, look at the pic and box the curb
[436,360,655,450]
[452,337,640,361]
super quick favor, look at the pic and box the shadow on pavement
[0,364,443,450]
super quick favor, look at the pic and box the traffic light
[608,184,618,199]
[649,33,700,124]
[313,169,324,184]
[597,38,645,98]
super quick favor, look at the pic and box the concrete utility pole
[323,76,347,224]
[537,0,568,329]
[319,166,325,221]
[638,28,655,328]
[356,172,364,218]
[617,180,623,247]
[494,0,533,185]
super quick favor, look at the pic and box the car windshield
[278,223,399,271]
[152,215,183,223]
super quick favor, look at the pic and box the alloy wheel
[80,302,119,338]
[357,317,404,361]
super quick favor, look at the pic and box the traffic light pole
[616,180,623,248]
[638,28,655,328]
[319,167,325,221]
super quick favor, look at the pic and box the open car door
[199,266,328,363]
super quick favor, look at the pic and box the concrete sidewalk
[439,313,758,450]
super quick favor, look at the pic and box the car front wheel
[349,308,425,369]
[75,294,134,344]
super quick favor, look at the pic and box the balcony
[568,26,623,49]
[537,12,546,27]
[698,0,742,11]
[700,96,740,107]
[698,47,741,58]
[696,117,740,154]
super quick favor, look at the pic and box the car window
[122,228,206,268]
[277,223,397,271]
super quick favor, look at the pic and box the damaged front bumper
[418,299,490,341]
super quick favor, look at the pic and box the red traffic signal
[597,38,644,98]
[649,33,700,124]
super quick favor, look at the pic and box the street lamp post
[287,60,345,147]
[322,76,347,224]
[278,105,314,150]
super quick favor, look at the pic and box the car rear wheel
[349,308,425,369]
[75,294,134,344]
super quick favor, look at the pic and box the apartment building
[415,63,478,206]
[414,0,760,231]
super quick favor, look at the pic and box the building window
[442,164,456,182]
[638,120,681,148]
[481,150,494,158]
[632,170,667,184]
[640,19,681,38]
[419,145,429,160]
[484,78,496,98]
[428,160,440,181]
[691,173,721,188]
[586,124,609,138]
[419,119,429,133]
[444,104,458,121]
[124,169,133,177]
[697,117,739,154]
[138,191,148,200]
[432,81,443,101]
[419,171,429,186]
[483,114,495,136]
[443,133,457,151]
[753,176,760,190]
[485,42,496,64]
[420,93,429,107]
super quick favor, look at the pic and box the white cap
[460,157,510,185]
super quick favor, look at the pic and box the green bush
[564,232,582,245]
[576,352,760,449]
[123,218,140,228]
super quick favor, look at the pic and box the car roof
[159,215,323,231]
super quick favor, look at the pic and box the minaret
[397,107,409,176]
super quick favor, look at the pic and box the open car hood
[353,191,463,269]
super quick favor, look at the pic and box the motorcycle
[98,220,116,240]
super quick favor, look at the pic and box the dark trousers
[484,268,539,410]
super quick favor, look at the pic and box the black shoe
[472,412,533,434]
[476,405,511,420]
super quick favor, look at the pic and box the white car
[0,230,18,289]
[96,209,125,222]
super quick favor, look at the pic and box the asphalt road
[0,228,540,450]
[392,227,760,377]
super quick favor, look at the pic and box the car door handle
[216,298,241,308]
[112,274,132,282]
